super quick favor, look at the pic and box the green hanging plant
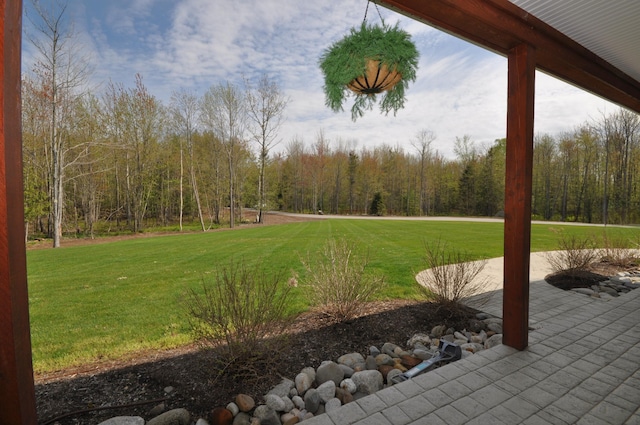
[319,21,419,121]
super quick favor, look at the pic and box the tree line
[21,1,640,247]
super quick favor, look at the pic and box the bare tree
[245,75,289,223]
[412,129,435,215]
[200,82,246,228]
[27,0,94,247]
[170,88,205,231]
[26,0,93,247]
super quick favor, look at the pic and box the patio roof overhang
[2,1,640,423]
[377,0,640,114]
[376,0,640,352]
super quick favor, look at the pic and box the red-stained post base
[0,1,38,424]
[503,43,536,350]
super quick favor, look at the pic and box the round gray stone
[316,361,344,385]
[146,408,191,425]
[351,370,383,394]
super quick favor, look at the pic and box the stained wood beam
[502,43,535,349]
[0,0,38,424]
[377,0,640,114]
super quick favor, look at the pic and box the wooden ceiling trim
[377,0,640,113]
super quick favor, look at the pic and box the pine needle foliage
[319,22,419,120]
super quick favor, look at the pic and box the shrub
[185,259,294,363]
[301,238,384,322]
[416,239,489,310]
[544,234,599,274]
[598,233,640,268]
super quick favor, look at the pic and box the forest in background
[21,1,640,246]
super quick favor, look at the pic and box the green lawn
[27,218,638,372]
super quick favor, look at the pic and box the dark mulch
[35,300,478,425]
[545,269,610,290]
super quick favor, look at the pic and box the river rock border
[99,313,504,425]
[560,271,640,299]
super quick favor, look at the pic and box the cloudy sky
[22,0,618,158]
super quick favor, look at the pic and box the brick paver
[303,280,640,424]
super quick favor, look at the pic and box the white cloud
[22,0,622,160]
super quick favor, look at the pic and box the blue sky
[22,0,617,158]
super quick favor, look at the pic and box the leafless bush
[545,234,599,274]
[417,240,489,309]
[185,259,294,362]
[301,238,384,322]
[598,233,640,268]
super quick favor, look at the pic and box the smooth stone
[386,368,403,385]
[375,353,395,366]
[392,358,407,372]
[369,346,381,357]
[338,364,355,377]
[487,323,503,334]
[282,396,294,412]
[571,287,595,295]
[281,413,298,425]
[340,378,357,394]
[265,394,286,412]
[407,333,431,348]
[600,286,619,297]
[295,372,313,395]
[253,405,280,425]
[335,387,354,405]
[365,355,378,370]
[316,380,336,403]
[268,379,295,398]
[283,416,299,425]
[461,342,484,353]
[304,388,321,413]
[381,342,400,357]
[476,312,490,320]
[485,333,503,349]
[412,349,431,360]
[351,370,383,394]
[146,408,191,425]
[232,413,252,425]
[337,352,365,369]
[210,408,233,425]
[300,367,316,382]
[441,334,455,343]
[235,394,255,412]
[98,417,145,425]
[148,403,166,418]
[292,395,305,410]
[225,403,239,417]
[431,324,447,337]
[454,331,468,342]
[378,365,395,380]
[400,355,422,369]
[196,420,210,425]
[316,361,344,385]
[325,398,342,413]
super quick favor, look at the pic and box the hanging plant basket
[320,22,419,120]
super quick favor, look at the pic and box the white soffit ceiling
[509,0,640,84]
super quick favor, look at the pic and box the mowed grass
[27,218,638,373]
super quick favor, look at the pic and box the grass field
[27,218,639,373]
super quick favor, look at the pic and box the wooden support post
[503,43,535,350]
[0,1,38,424]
